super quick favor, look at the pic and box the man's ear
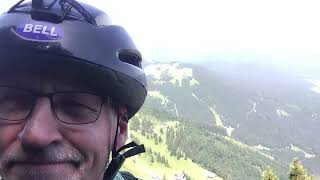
[116,105,128,150]
[116,119,128,149]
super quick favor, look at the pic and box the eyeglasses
[0,86,112,124]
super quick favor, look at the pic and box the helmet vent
[118,50,142,68]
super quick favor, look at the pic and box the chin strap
[104,141,145,180]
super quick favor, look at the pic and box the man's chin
[4,163,82,180]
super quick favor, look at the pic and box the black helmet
[0,0,147,119]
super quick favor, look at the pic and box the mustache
[1,146,85,169]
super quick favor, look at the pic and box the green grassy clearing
[122,120,222,180]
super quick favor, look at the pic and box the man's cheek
[0,125,22,155]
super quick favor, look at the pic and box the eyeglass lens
[0,87,103,124]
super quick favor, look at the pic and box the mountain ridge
[143,61,320,176]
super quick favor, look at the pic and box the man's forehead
[0,71,97,92]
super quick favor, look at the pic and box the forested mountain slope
[123,62,319,179]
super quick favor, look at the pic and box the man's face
[0,71,124,180]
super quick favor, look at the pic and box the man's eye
[60,99,84,108]
[0,95,31,109]
[59,100,81,107]
[55,99,100,123]
[0,93,33,120]
[58,99,98,112]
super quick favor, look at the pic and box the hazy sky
[1,0,320,68]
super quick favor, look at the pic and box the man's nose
[18,98,63,149]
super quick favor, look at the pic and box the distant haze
[1,0,320,69]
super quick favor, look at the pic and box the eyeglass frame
[0,86,114,125]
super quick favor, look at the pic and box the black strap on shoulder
[104,141,145,180]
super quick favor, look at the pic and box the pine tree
[150,155,155,163]
[154,136,159,145]
[156,153,161,162]
[288,159,315,180]
[160,156,166,164]
[141,129,146,136]
[166,128,170,140]
[162,174,167,180]
[129,117,140,131]
[262,166,279,180]
[183,171,192,180]
[165,159,170,167]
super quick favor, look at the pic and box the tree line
[262,159,315,180]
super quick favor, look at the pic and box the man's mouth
[6,161,81,175]
[7,160,81,169]
[3,160,81,179]
[0,147,86,173]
